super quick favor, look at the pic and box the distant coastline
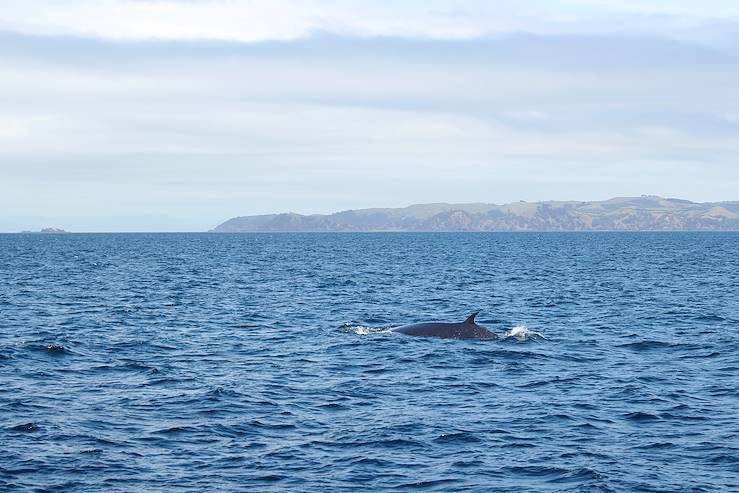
[20,227,68,234]
[212,196,739,232]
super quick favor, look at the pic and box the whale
[392,312,497,340]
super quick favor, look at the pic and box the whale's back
[392,316,496,340]
[393,322,462,338]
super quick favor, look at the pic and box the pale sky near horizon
[1,0,738,231]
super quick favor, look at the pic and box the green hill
[212,196,739,232]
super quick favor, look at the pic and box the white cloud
[3,46,736,160]
[0,0,486,42]
[0,116,30,140]
[1,0,738,43]
[1,2,739,230]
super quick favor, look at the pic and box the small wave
[349,457,394,468]
[152,426,193,435]
[397,479,461,489]
[624,411,661,423]
[249,420,296,431]
[8,422,38,433]
[503,465,601,483]
[434,431,482,444]
[27,343,73,356]
[633,442,675,450]
[451,459,485,468]
[660,412,709,422]
[501,325,544,342]
[367,437,427,449]
[92,361,159,374]
[205,387,242,398]
[251,474,287,483]
[616,340,674,351]
[80,448,103,455]
[146,377,196,386]
[318,402,349,411]
[679,351,721,360]
[707,454,739,465]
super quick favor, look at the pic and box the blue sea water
[1,232,738,492]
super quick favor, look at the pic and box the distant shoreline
[211,196,739,233]
[7,230,739,235]
[10,196,739,234]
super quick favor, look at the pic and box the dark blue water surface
[2,233,739,492]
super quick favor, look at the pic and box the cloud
[0,0,494,42]
[1,33,737,157]
[1,0,738,44]
[1,2,739,230]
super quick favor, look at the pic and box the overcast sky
[1,0,738,231]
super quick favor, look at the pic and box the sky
[1,0,738,231]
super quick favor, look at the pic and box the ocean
[1,232,738,492]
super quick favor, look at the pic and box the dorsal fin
[464,312,479,325]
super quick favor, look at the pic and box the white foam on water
[342,324,393,336]
[503,324,544,341]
